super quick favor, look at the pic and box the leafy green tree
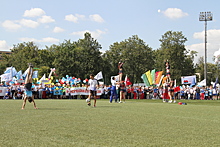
[74,33,103,78]
[51,33,103,79]
[0,60,8,74]
[50,40,76,77]
[155,31,195,84]
[2,42,40,71]
[103,35,154,83]
[195,57,219,85]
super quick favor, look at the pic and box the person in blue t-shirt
[153,87,159,99]
[49,85,55,99]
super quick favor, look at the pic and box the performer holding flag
[21,63,38,109]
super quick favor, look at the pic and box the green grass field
[1,99,220,147]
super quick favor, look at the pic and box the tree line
[0,31,218,85]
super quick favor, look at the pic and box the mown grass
[1,99,220,147]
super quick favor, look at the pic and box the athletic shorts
[120,89,126,92]
[25,91,32,97]
[90,90,97,96]
[119,69,123,74]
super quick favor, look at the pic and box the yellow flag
[145,70,153,85]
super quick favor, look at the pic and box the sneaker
[87,103,91,106]
[93,105,96,107]
[119,101,122,103]
[168,100,172,103]
[173,100,176,103]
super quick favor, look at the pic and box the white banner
[181,75,197,85]
[0,87,7,96]
[1,73,12,82]
[65,87,102,96]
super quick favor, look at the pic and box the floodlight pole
[199,12,213,86]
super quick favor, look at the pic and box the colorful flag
[39,74,46,83]
[125,75,132,86]
[155,71,163,84]
[141,74,150,87]
[12,67,17,77]
[15,70,22,79]
[174,86,181,92]
[22,68,29,80]
[4,67,17,78]
[214,77,218,89]
[32,71,38,79]
[145,70,153,85]
[197,79,206,86]
[158,75,164,86]
[151,69,156,84]
[4,67,12,74]
[162,76,167,84]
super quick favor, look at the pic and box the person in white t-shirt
[86,74,99,107]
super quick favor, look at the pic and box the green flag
[151,69,156,84]
[141,73,150,87]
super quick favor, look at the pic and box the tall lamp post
[199,11,213,86]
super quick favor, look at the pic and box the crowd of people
[1,82,219,101]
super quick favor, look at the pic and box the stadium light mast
[199,11,213,86]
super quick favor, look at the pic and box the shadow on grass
[96,105,122,108]
[34,108,71,110]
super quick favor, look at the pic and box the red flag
[174,86,181,92]
[125,75,132,86]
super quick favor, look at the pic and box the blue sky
[1,0,220,63]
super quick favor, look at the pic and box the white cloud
[71,29,107,39]
[0,40,10,51]
[53,27,65,33]
[161,8,188,19]
[40,37,59,43]
[65,14,85,23]
[188,29,220,63]
[65,14,78,23]
[89,14,104,23]
[186,43,219,63]
[23,8,45,17]
[2,20,21,31]
[19,19,39,28]
[75,14,86,20]
[193,29,220,43]
[20,37,59,43]
[38,15,55,23]
[20,37,38,42]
